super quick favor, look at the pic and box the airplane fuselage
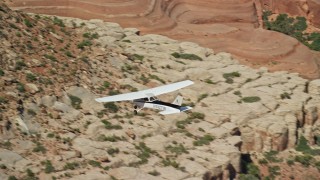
[133,99,181,114]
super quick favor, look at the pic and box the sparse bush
[27,109,37,116]
[17,82,26,93]
[171,52,202,61]
[63,162,79,170]
[280,92,291,99]
[43,160,55,173]
[107,148,120,156]
[268,166,280,178]
[204,79,214,84]
[53,17,65,27]
[176,118,193,129]
[8,176,18,180]
[193,134,214,146]
[264,150,282,163]
[68,95,82,109]
[198,93,208,102]
[65,51,74,58]
[33,142,46,153]
[122,39,132,43]
[148,170,160,176]
[103,102,119,113]
[77,40,92,49]
[15,61,26,70]
[190,112,205,120]
[47,133,55,138]
[149,74,165,84]
[132,54,144,61]
[0,96,8,104]
[44,54,57,62]
[162,158,179,168]
[241,96,261,103]
[24,19,33,28]
[0,69,4,76]
[101,120,122,130]
[165,144,188,155]
[294,154,313,167]
[97,134,123,142]
[88,160,101,167]
[26,73,37,82]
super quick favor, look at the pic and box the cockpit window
[149,97,158,101]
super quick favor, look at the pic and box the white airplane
[95,80,194,115]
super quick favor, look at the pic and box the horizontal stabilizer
[180,106,192,112]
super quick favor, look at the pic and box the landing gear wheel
[134,105,138,109]
[134,110,138,115]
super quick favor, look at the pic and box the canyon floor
[6,0,320,79]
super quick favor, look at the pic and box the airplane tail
[172,95,183,106]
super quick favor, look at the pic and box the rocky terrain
[6,0,320,79]
[1,2,320,180]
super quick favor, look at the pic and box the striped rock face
[6,0,320,79]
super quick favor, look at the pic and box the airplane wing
[95,80,194,102]
[159,109,180,115]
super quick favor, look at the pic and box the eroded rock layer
[6,0,320,79]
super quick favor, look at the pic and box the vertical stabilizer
[172,95,183,106]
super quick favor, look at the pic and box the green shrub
[0,96,8,104]
[134,142,154,165]
[133,54,144,61]
[197,93,208,102]
[8,176,18,180]
[77,40,92,49]
[294,154,313,167]
[33,142,46,153]
[68,95,82,109]
[190,112,205,120]
[53,17,65,27]
[193,134,214,146]
[268,166,280,177]
[101,120,122,130]
[295,135,311,152]
[165,144,188,155]
[17,82,26,93]
[148,170,160,176]
[223,72,241,79]
[65,51,74,58]
[26,73,37,82]
[162,158,179,168]
[280,92,291,99]
[24,19,33,28]
[44,54,57,62]
[43,160,55,173]
[171,52,202,61]
[103,102,119,113]
[15,61,26,70]
[241,96,261,103]
[176,118,193,129]
[264,150,282,163]
[0,69,4,76]
[107,148,120,156]
[64,162,79,170]
[247,163,260,178]
[27,109,37,116]
[97,134,123,142]
[88,160,101,167]
[122,39,132,43]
